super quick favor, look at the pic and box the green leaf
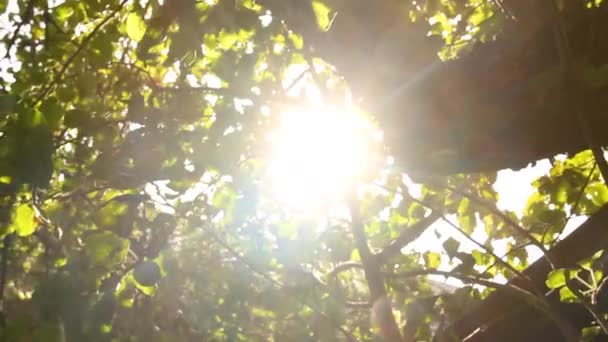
[578,250,603,271]
[12,204,37,237]
[218,30,239,50]
[582,326,602,340]
[546,268,567,289]
[443,237,460,259]
[559,286,577,303]
[424,251,441,268]
[471,250,493,267]
[457,212,475,234]
[55,5,74,20]
[288,32,304,50]
[588,182,608,207]
[457,197,470,215]
[84,231,129,269]
[311,0,332,31]
[126,12,146,42]
[133,261,162,287]
[20,108,47,128]
[0,94,18,115]
[39,98,64,130]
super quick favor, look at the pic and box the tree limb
[391,268,579,342]
[548,0,608,187]
[327,261,364,278]
[375,213,440,264]
[348,197,403,342]
[569,281,608,336]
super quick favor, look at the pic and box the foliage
[0,0,605,341]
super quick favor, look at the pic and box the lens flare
[266,105,373,208]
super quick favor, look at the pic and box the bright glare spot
[267,106,373,208]
[494,159,553,217]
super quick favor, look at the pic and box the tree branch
[390,268,579,341]
[375,213,440,264]
[569,281,608,336]
[193,217,358,341]
[348,197,402,342]
[548,1,608,187]
[327,261,364,278]
[446,185,555,269]
[402,192,532,284]
[35,0,129,105]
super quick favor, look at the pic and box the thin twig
[569,281,608,335]
[446,185,555,269]
[194,218,358,341]
[390,268,578,341]
[479,241,532,277]
[35,0,129,105]
[374,182,531,284]
[593,276,608,305]
[327,261,364,278]
[375,212,440,263]
[283,66,311,94]
[553,162,598,249]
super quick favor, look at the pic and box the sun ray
[265,104,376,209]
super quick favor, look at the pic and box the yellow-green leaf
[312,1,332,31]
[13,204,37,237]
[55,5,74,20]
[126,12,146,42]
[546,268,567,289]
[559,286,577,303]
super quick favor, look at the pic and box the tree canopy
[0,0,607,341]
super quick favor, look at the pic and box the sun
[265,104,377,208]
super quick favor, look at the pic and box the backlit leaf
[12,204,36,237]
[311,1,332,31]
[559,286,577,303]
[546,268,567,289]
[126,12,146,42]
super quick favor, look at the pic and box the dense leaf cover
[0,0,605,341]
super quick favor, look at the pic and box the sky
[408,158,588,286]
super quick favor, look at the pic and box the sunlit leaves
[424,251,442,268]
[39,97,64,130]
[546,268,569,289]
[523,150,604,244]
[54,4,75,21]
[11,204,37,237]
[1,0,606,340]
[84,231,130,269]
[126,12,146,42]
